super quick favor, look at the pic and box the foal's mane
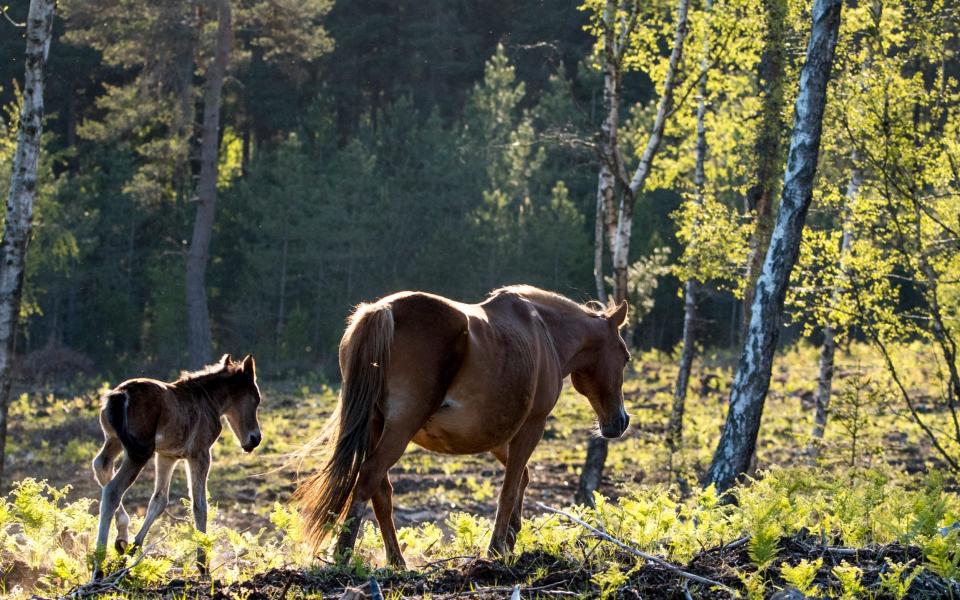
[491,285,605,318]
[174,359,242,388]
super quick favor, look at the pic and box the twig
[535,503,738,597]
[1,5,25,27]
[60,551,149,599]
[452,583,579,597]
[723,536,750,550]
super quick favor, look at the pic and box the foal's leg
[491,446,530,538]
[489,419,545,558]
[371,474,405,569]
[94,455,147,579]
[186,452,212,575]
[92,437,132,552]
[132,455,177,549]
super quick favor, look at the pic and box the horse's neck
[532,302,595,375]
[179,379,230,415]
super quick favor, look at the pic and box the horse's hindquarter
[409,295,554,455]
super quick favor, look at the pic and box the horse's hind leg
[335,400,431,565]
[93,455,147,579]
[92,437,132,553]
[371,474,405,568]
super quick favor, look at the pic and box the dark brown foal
[92,354,262,579]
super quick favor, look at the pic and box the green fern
[780,557,822,596]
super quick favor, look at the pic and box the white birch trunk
[593,0,620,305]
[578,0,691,505]
[185,0,232,369]
[808,163,860,458]
[668,0,710,457]
[0,0,56,488]
[706,0,843,493]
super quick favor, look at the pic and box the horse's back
[387,290,551,453]
[375,292,470,407]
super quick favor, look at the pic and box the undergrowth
[1,468,958,598]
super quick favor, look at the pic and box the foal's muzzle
[242,432,262,453]
[599,410,630,439]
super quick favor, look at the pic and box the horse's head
[223,354,263,453]
[571,301,630,439]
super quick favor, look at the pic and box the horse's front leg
[491,447,530,538]
[489,420,544,558]
[187,452,211,575]
[132,455,177,550]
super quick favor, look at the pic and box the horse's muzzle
[242,432,262,453]
[600,411,629,439]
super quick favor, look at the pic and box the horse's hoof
[114,539,128,554]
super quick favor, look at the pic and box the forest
[0,0,959,597]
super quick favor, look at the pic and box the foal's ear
[219,353,233,367]
[605,301,629,328]
[241,354,256,379]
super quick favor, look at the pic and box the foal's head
[221,354,263,453]
[571,301,631,439]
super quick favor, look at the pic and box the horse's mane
[491,285,605,317]
[175,357,242,387]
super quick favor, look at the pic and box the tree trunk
[669,279,698,455]
[742,0,788,332]
[578,0,691,506]
[808,164,860,458]
[0,0,56,490]
[668,0,711,459]
[705,0,842,494]
[185,0,232,369]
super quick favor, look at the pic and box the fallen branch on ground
[535,502,738,597]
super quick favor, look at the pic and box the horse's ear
[219,353,233,367]
[242,354,256,379]
[606,301,629,328]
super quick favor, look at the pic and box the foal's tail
[104,390,153,462]
[293,302,394,551]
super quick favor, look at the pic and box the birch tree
[577,0,692,505]
[706,0,843,493]
[186,0,233,368]
[0,0,56,488]
[741,0,788,332]
[668,0,711,460]
[835,0,960,472]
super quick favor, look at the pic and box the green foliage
[779,558,822,597]
[878,560,921,600]
[831,561,864,600]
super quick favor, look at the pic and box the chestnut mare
[295,285,630,567]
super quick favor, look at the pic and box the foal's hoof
[114,539,128,554]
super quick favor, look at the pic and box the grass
[0,343,958,598]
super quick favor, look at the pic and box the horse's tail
[293,302,394,551]
[104,390,153,462]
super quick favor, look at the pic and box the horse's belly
[412,393,522,454]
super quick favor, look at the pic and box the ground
[1,344,958,598]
